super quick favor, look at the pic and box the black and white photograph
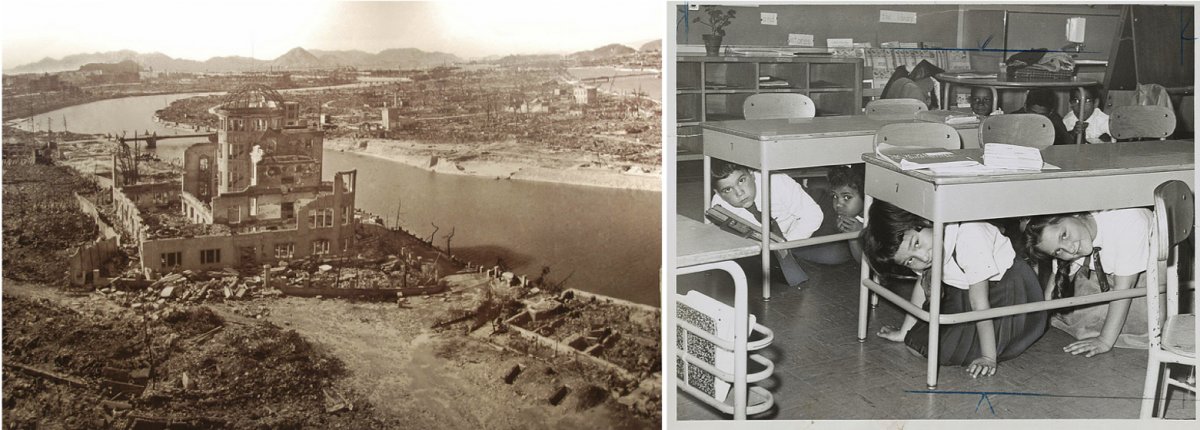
[1,1,662,428]
[667,2,1196,424]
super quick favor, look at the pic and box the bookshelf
[676,55,863,156]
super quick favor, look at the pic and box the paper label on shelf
[788,33,814,47]
[827,38,854,48]
[880,10,917,24]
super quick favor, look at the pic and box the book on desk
[916,109,981,125]
[875,142,982,171]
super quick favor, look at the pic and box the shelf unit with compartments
[676,55,864,157]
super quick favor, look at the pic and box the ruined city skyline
[2,0,662,72]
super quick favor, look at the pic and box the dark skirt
[904,256,1048,366]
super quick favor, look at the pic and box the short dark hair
[828,164,864,196]
[861,200,932,275]
[1021,213,1087,261]
[1024,89,1057,110]
[1069,87,1104,106]
[711,159,749,182]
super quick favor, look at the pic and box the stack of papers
[983,143,1044,170]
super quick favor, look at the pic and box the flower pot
[702,34,723,56]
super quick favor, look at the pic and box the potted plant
[694,6,737,56]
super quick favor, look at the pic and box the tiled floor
[673,166,1196,420]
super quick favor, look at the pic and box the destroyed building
[115,84,357,274]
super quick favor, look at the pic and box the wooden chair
[1141,180,1197,418]
[978,113,1055,150]
[865,99,928,121]
[873,122,961,150]
[742,94,816,120]
[1109,105,1177,141]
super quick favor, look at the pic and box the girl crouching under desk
[863,201,1047,378]
[1023,209,1153,357]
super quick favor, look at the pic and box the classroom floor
[673,165,1197,421]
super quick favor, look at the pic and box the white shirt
[941,222,1016,290]
[711,172,823,241]
[1069,208,1152,277]
[1063,109,1112,144]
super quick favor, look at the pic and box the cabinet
[676,55,864,154]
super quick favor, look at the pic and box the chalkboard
[1105,5,1195,90]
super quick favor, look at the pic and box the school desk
[935,74,1102,144]
[675,214,775,419]
[702,116,980,300]
[858,140,1195,389]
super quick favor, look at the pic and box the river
[567,66,661,102]
[10,91,662,306]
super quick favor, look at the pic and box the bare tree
[427,223,439,244]
[443,227,455,255]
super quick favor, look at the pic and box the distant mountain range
[4,47,461,74]
[5,40,662,75]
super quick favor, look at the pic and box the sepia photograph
[667,1,1196,424]
[2,1,662,428]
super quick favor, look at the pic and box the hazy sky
[1,0,662,68]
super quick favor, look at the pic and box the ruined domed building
[129,84,357,273]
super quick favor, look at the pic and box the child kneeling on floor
[862,201,1047,378]
[1022,209,1152,357]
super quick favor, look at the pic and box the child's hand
[1064,337,1113,357]
[966,357,997,378]
[836,215,863,233]
[876,325,906,342]
[1073,121,1089,133]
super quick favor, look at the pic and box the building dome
[221,84,285,110]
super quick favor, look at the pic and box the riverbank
[326,137,661,192]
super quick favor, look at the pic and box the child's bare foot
[876,325,907,342]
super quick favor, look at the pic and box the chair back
[865,99,928,121]
[873,122,961,150]
[1148,180,1194,346]
[743,93,816,120]
[1179,95,1194,133]
[978,113,1055,150]
[1110,105,1177,141]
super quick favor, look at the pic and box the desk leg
[857,195,874,342]
[990,88,999,114]
[1074,87,1085,145]
[703,156,712,222]
[761,166,772,301]
[941,82,949,110]
[926,221,945,390]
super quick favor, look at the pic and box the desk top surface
[703,116,977,141]
[676,215,761,268]
[863,140,1195,185]
[936,73,1102,89]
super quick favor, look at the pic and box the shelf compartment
[705,93,754,122]
[679,62,702,91]
[810,92,859,117]
[758,62,808,90]
[809,62,859,90]
[677,125,703,154]
[678,93,702,123]
[704,62,757,90]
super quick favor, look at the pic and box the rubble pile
[516,292,661,377]
[2,295,395,428]
[2,164,102,282]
